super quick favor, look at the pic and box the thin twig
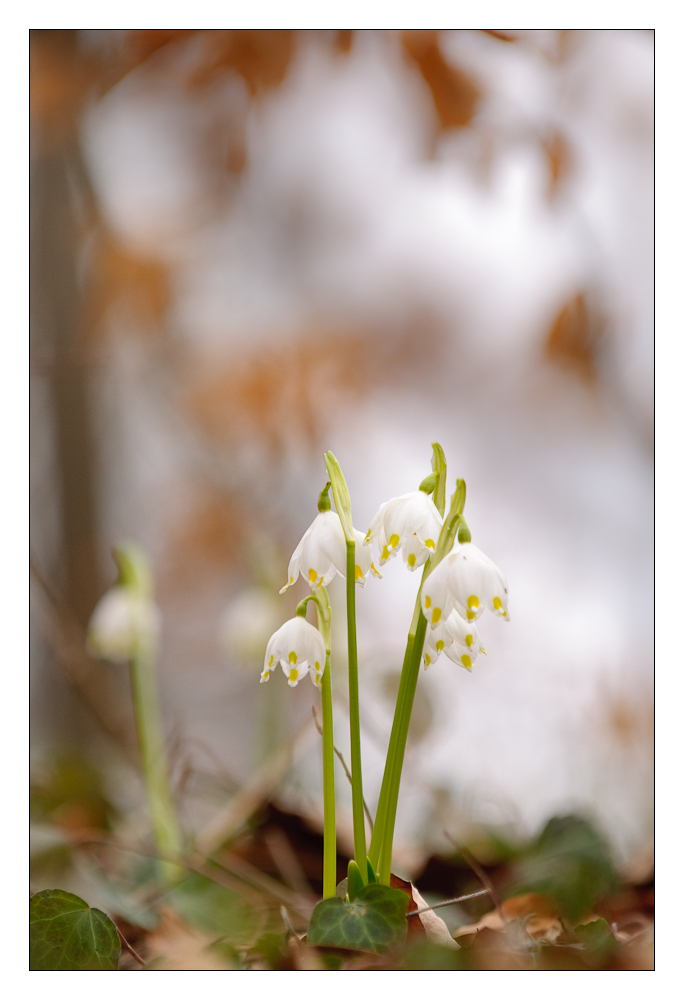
[443,830,507,926]
[115,926,146,967]
[311,706,374,833]
[264,826,312,897]
[74,834,314,920]
[407,888,490,917]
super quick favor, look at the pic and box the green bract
[324,451,354,543]
[29,889,121,971]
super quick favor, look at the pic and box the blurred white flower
[261,616,327,688]
[280,510,380,593]
[87,587,161,663]
[421,543,510,628]
[365,491,443,571]
[423,609,486,673]
[218,588,282,664]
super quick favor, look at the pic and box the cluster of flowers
[86,486,510,683]
[263,489,509,687]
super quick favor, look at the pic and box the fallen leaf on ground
[391,874,459,950]
[144,906,233,970]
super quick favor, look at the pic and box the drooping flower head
[261,615,327,688]
[280,484,380,593]
[421,541,510,629]
[365,491,443,571]
[88,589,161,663]
[423,608,486,673]
[87,542,160,662]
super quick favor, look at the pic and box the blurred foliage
[168,871,262,945]
[30,761,652,970]
[506,814,620,924]
[30,751,118,834]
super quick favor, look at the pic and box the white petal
[402,531,430,571]
[352,528,380,585]
[446,544,509,622]
[281,658,309,687]
[366,500,390,543]
[312,512,346,572]
[263,632,279,673]
[421,556,454,628]
[444,609,481,648]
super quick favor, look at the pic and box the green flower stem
[324,452,367,885]
[346,538,368,883]
[369,464,463,884]
[376,606,427,885]
[310,588,337,899]
[368,571,429,883]
[128,645,183,884]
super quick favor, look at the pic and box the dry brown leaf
[85,235,171,339]
[402,31,480,131]
[390,874,459,950]
[542,130,572,201]
[144,906,233,970]
[544,293,605,382]
[187,30,293,96]
[454,892,585,945]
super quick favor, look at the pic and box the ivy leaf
[307,883,409,953]
[30,889,121,970]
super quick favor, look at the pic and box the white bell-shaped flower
[280,510,380,593]
[261,616,327,688]
[365,491,443,571]
[421,542,510,628]
[87,588,161,663]
[423,609,485,672]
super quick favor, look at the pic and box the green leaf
[575,918,617,962]
[508,814,619,924]
[307,883,409,953]
[169,873,259,945]
[347,860,364,900]
[30,889,121,971]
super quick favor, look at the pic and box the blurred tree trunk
[30,30,102,628]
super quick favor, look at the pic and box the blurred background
[30,29,653,904]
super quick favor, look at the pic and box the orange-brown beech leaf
[185,323,442,456]
[165,488,253,581]
[390,874,459,951]
[544,294,605,382]
[334,31,355,55]
[402,31,480,131]
[481,30,519,43]
[30,31,97,145]
[125,30,198,68]
[454,892,601,947]
[186,30,294,96]
[85,236,171,340]
[542,130,572,201]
